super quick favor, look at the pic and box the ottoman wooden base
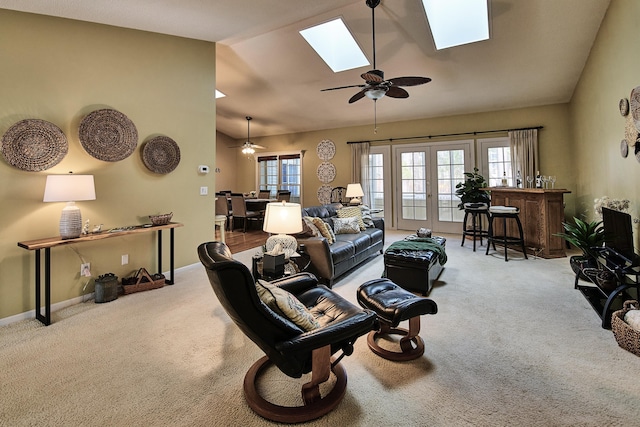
[357,278,437,361]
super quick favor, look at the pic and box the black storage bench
[383,235,447,295]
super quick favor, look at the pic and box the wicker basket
[122,268,165,294]
[611,300,640,357]
[149,212,173,225]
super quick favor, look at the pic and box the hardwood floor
[216,228,268,254]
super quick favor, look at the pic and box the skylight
[422,0,489,50]
[300,18,369,73]
[215,89,226,99]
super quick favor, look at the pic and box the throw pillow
[337,206,366,231]
[359,204,375,228]
[302,216,321,237]
[255,280,320,331]
[311,217,335,244]
[294,218,316,238]
[333,216,361,234]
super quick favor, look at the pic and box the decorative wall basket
[317,184,332,205]
[316,161,336,183]
[142,136,181,174]
[316,139,336,161]
[1,119,68,171]
[630,86,640,131]
[79,108,138,161]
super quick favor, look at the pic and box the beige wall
[570,0,640,226]
[214,131,237,192]
[230,104,576,218]
[0,10,216,320]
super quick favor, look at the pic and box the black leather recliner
[197,241,377,423]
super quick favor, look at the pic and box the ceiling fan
[231,116,265,155]
[321,0,431,104]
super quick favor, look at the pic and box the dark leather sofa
[297,203,384,287]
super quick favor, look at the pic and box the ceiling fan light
[365,88,387,100]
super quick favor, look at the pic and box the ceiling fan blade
[348,90,367,104]
[388,76,432,87]
[251,144,266,149]
[361,69,384,83]
[385,86,409,99]
[321,84,365,92]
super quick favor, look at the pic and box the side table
[252,251,311,281]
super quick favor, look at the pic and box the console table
[17,222,183,326]
[575,247,640,329]
[486,187,570,258]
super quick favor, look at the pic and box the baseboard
[0,264,198,327]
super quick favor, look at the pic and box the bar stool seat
[486,206,528,261]
[460,202,489,251]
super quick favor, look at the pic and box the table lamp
[346,183,364,205]
[43,173,96,239]
[262,201,303,259]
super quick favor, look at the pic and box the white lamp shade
[262,202,303,234]
[43,175,96,202]
[345,183,364,198]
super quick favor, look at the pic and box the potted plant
[554,217,605,279]
[455,167,491,209]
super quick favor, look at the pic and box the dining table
[245,198,277,212]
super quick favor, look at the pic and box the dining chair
[277,190,291,202]
[330,186,347,204]
[215,192,232,231]
[230,193,262,232]
[258,189,271,199]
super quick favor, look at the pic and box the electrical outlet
[121,254,129,265]
[200,186,208,196]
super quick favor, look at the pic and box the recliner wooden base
[243,346,347,424]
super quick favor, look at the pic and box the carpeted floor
[1,230,639,426]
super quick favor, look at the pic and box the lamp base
[265,234,298,259]
[60,202,82,239]
[349,197,362,206]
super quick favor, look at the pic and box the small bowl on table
[149,212,173,226]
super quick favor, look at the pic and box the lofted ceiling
[0,0,611,139]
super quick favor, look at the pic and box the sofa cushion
[330,240,356,264]
[333,216,361,234]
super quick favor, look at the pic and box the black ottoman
[384,235,446,295]
[357,278,438,361]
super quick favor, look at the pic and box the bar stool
[486,206,528,261]
[460,202,489,251]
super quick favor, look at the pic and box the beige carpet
[1,230,639,426]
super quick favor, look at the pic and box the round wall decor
[621,139,629,158]
[625,114,638,148]
[142,135,181,174]
[316,161,336,183]
[316,139,336,161]
[317,184,332,204]
[1,119,68,171]
[620,98,630,116]
[630,86,640,131]
[79,108,138,162]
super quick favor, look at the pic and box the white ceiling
[0,0,611,139]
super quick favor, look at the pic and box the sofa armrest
[373,218,385,245]
[296,236,335,285]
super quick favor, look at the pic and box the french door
[394,141,473,234]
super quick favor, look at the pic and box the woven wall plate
[630,86,640,131]
[316,139,336,161]
[625,114,638,147]
[1,119,68,171]
[316,161,336,183]
[142,135,181,174]
[79,109,138,161]
[620,98,630,116]
[317,184,332,205]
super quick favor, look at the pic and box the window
[478,137,511,187]
[368,153,384,212]
[257,153,302,203]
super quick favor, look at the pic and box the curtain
[509,129,539,185]
[350,142,370,205]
